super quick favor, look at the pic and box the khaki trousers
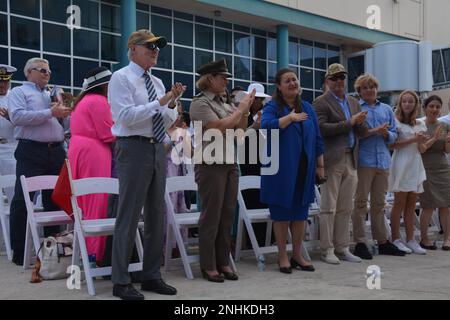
[195,164,238,271]
[320,153,358,253]
[352,167,389,243]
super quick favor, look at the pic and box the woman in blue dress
[261,68,325,273]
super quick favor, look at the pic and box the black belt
[19,139,63,148]
[118,136,159,144]
[345,148,353,153]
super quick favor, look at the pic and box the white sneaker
[406,240,427,255]
[335,248,362,263]
[321,248,340,264]
[393,239,412,254]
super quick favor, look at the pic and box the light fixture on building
[214,10,222,17]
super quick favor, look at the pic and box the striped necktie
[143,72,165,142]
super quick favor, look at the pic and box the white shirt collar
[129,61,148,77]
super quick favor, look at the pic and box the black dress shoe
[201,270,224,283]
[353,243,373,260]
[290,258,315,272]
[442,245,450,251]
[278,264,292,274]
[12,251,24,266]
[420,241,437,250]
[378,241,406,256]
[141,279,177,295]
[113,284,144,300]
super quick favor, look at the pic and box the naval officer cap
[0,64,17,81]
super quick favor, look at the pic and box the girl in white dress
[388,90,428,254]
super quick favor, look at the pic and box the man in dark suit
[313,63,368,265]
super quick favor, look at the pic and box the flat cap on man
[325,63,348,79]
[196,59,232,77]
[0,64,17,81]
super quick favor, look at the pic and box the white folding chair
[70,175,144,296]
[0,174,15,260]
[164,176,236,279]
[235,176,312,269]
[21,175,73,269]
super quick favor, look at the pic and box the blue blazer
[260,99,324,208]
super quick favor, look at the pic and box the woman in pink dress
[68,67,115,264]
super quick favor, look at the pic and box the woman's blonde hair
[196,74,211,92]
[395,90,420,126]
[354,74,379,94]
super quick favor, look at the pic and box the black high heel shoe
[278,263,292,274]
[290,257,315,272]
[420,241,437,250]
[201,270,224,283]
[218,269,239,281]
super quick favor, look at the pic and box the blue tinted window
[0,47,7,64]
[234,56,250,80]
[174,73,193,99]
[73,0,99,29]
[314,47,327,70]
[74,29,99,59]
[174,46,193,72]
[0,14,6,45]
[234,33,250,57]
[0,0,6,12]
[157,44,172,69]
[11,17,40,51]
[152,69,172,91]
[73,59,99,87]
[300,45,313,68]
[252,36,266,60]
[315,70,325,91]
[11,50,36,82]
[195,50,213,72]
[44,54,71,87]
[268,38,277,61]
[137,11,149,30]
[174,20,193,46]
[215,29,232,53]
[268,63,277,83]
[101,33,120,61]
[11,0,39,18]
[101,4,121,33]
[300,68,313,89]
[152,15,172,43]
[289,41,298,65]
[43,23,70,55]
[43,0,71,23]
[196,25,213,50]
[252,60,266,82]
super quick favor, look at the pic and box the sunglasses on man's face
[328,74,346,82]
[140,42,160,51]
[31,67,51,75]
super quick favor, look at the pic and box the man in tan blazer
[313,63,368,264]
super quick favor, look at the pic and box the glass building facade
[0,0,341,107]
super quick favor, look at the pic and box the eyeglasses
[31,67,52,75]
[328,74,346,82]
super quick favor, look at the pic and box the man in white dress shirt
[108,29,185,300]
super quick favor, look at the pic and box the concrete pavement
[1,246,449,300]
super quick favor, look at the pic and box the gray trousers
[112,138,166,285]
